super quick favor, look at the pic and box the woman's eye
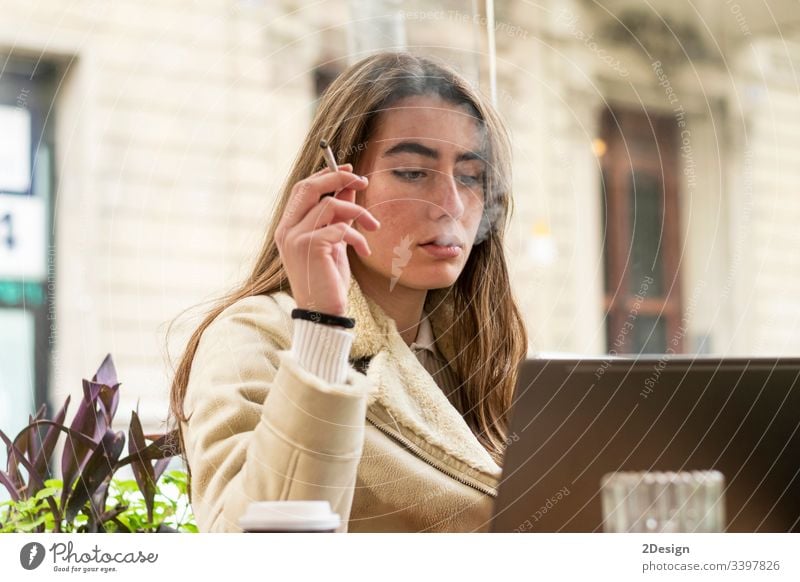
[456,174,483,188]
[392,169,427,182]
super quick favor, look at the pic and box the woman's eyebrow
[382,141,438,159]
[455,150,485,164]
[381,140,485,163]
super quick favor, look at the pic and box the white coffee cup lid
[238,501,341,532]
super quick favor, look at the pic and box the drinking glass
[601,470,726,532]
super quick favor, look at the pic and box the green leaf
[34,486,60,501]
[111,479,140,495]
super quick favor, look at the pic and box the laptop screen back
[491,357,800,532]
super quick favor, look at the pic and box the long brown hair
[169,52,528,465]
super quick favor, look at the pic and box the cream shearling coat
[181,277,502,532]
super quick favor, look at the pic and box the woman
[169,52,528,532]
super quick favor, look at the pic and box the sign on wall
[0,105,31,193]
[0,193,46,280]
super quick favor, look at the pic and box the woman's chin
[393,265,462,291]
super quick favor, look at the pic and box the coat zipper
[366,415,497,497]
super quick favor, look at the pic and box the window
[599,107,683,354]
[0,58,57,454]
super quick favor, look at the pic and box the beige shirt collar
[409,312,436,353]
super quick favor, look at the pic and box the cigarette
[319,139,339,172]
[318,139,358,228]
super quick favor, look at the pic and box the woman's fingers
[307,162,352,182]
[297,221,372,257]
[318,162,351,175]
[277,164,373,316]
[282,168,367,230]
[295,196,380,233]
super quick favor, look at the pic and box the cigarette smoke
[473,201,504,244]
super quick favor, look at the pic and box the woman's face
[353,95,487,292]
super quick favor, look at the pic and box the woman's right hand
[275,163,380,317]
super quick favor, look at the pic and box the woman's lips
[419,242,463,259]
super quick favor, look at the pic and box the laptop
[490,357,800,532]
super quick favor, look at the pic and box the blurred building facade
[1,0,798,436]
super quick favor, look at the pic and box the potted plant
[0,354,195,533]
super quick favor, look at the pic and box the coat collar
[345,278,501,479]
[347,277,457,362]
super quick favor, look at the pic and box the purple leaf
[154,457,171,483]
[0,470,20,501]
[25,413,44,477]
[80,380,120,440]
[60,398,99,506]
[7,426,28,488]
[33,402,47,421]
[32,396,71,479]
[98,505,130,531]
[1,429,25,493]
[90,480,112,527]
[30,418,100,504]
[0,429,44,498]
[7,407,45,492]
[65,430,125,523]
[29,420,96,448]
[93,412,108,443]
[128,412,156,523]
[98,384,120,426]
[82,379,103,405]
[92,354,118,387]
[117,430,180,466]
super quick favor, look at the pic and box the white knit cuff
[290,318,355,384]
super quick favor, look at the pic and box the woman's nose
[427,173,465,221]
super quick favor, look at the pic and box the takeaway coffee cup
[238,501,341,533]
